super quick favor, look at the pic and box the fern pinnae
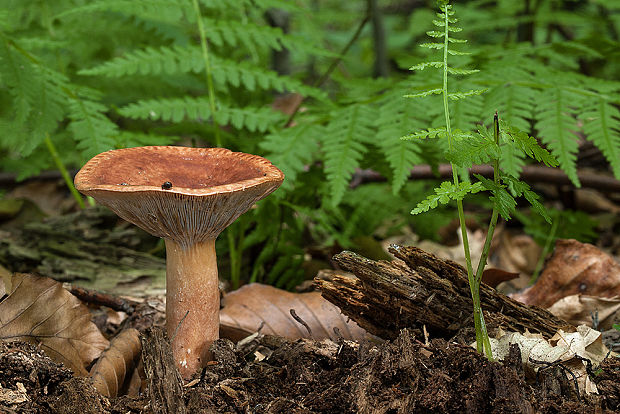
[580,97,620,179]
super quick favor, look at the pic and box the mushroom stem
[164,238,219,379]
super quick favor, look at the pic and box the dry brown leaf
[512,239,620,308]
[220,283,369,342]
[547,295,620,330]
[487,325,613,395]
[481,268,520,289]
[0,273,109,375]
[90,328,142,398]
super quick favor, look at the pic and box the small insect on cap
[74,146,284,248]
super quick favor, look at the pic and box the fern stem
[44,133,85,209]
[440,3,491,359]
[192,0,221,147]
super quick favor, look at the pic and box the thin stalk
[192,0,221,147]
[441,4,490,359]
[44,133,85,209]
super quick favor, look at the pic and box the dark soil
[1,329,618,413]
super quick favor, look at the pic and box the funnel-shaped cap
[75,146,284,248]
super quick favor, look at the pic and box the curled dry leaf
[512,239,620,308]
[90,328,142,398]
[220,283,369,342]
[481,268,520,289]
[487,325,613,395]
[547,295,620,330]
[0,273,109,375]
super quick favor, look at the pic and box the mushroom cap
[75,146,284,247]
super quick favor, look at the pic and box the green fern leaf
[448,89,487,100]
[404,88,443,98]
[579,97,620,179]
[411,180,484,214]
[473,174,516,220]
[259,124,319,191]
[501,174,550,223]
[402,127,448,140]
[534,87,581,185]
[410,62,444,71]
[376,90,424,194]
[500,121,558,167]
[447,127,499,168]
[118,98,284,132]
[322,104,376,207]
[68,93,118,158]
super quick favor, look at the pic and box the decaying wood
[316,244,573,341]
[141,327,186,414]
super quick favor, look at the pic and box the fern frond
[67,92,118,158]
[80,45,325,99]
[579,97,620,179]
[410,62,444,71]
[402,127,448,140]
[500,121,558,167]
[57,0,188,23]
[473,174,516,220]
[411,180,484,214]
[447,127,499,168]
[534,87,581,185]
[376,90,424,194]
[322,104,376,207]
[259,124,319,191]
[118,98,284,132]
[448,89,487,100]
[404,88,442,98]
[501,174,550,223]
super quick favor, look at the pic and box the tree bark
[316,245,573,342]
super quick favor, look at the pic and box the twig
[70,286,137,314]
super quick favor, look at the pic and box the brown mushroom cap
[75,146,284,247]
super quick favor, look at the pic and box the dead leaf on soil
[488,325,613,395]
[90,328,142,398]
[220,283,369,342]
[0,273,109,375]
[511,239,620,308]
[547,295,620,330]
[0,382,29,405]
[481,268,520,289]
[493,231,541,291]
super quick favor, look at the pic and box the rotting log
[316,244,573,341]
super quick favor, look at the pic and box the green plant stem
[440,3,491,360]
[529,217,559,284]
[192,0,221,147]
[44,133,85,209]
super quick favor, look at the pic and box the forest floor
[1,179,620,413]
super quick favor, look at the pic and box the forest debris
[547,295,620,330]
[141,327,186,414]
[0,273,109,375]
[220,283,369,342]
[488,325,613,395]
[481,268,520,289]
[90,328,142,398]
[493,231,542,290]
[316,245,573,341]
[0,382,28,405]
[512,239,620,308]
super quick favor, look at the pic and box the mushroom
[74,146,283,378]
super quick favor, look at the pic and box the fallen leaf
[482,268,520,289]
[547,295,620,330]
[90,328,142,398]
[494,230,542,290]
[512,239,620,308]
[486,325,614,395]
[0,273,109,375]
[220,283,369,342]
